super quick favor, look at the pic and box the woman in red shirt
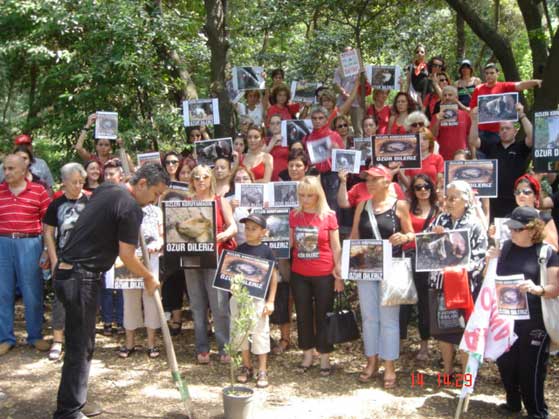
[289,176,343,376]
[264,114,288,181]
[265,84,300,126]
[399,127,444,190]
[242,125,273,183]
[366,89,391,134]
[387,92,416,135]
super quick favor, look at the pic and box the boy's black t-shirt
[43,194,90,252]
[60,183,143,272]
[235,242,276,300]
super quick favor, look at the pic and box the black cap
[459,59,472,68]
[240,214,267,229]
[505,206,539,229]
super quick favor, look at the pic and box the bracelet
[519,114,526,120]
[82,126,90,131]
[540,285,546,297]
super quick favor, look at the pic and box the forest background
[1,0,559,179]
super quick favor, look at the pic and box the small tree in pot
[222,274,257,419]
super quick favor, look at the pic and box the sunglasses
[193,174,210,181]
[165,160,180,166]
[336,124,349,129]
[414,184,432,192]
[514,188,534,196]
[411,122,425,128]
[510,227,526,233]
[439,78,448,83]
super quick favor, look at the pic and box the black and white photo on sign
[163,200,216,255]
[353,137,373,165]
[494,218,511,248]
[281,119,312,147]
[341,239,392,281]
[440,104,459,126]
[306,136,332,164]
[415,229,471,272]
[253,208,290,259]
[365,65,401,90]
[232,66,265,91]
[373,134,421,169]
[495,275,530,320]
[110,253,159,290]
[137,152,161,168]
[161,181,189,202]
[478,92,519,124]
[290,81,322,104]
[269,181,298,207]
[533,111,559,172]
[95,111,118,139]
[182,98,220,127]
[212,250,275,300]
[194,137,232,167]
[226,79,244,104]
[339,48,363,78]
[295,226,319,259]
[332,149,361,173]
[444,159,498,198]
[236,183,265,208]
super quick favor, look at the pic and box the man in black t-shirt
[469,103,533,220]
[53,163,169,419]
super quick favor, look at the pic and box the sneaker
[48,342,63,361]
[256,370,269,388]
[102,324,112,336]
[115,325,125,335]
[32,339,51,352]
[0,343,14,356]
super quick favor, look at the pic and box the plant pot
[222,385,255,419]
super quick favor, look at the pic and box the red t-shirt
[405,153,444,185]
[303,126,344,173]
[266,103,300,126]
[347,182,405,208]
[432,109,471,161]
[366,105,390,134]
[470,81,517,133]
[289,210,338,276]
[269,143,289,181]
[0,180,51,234]
[423,93,439,117]
[389,121,407,135]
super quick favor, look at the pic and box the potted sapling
[222,274,257,419]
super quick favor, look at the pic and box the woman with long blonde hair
[289,176,343,376]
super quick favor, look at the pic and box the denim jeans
[100,270,123,325]
[184,268,229,354]
[357,280,400,360]
[53,265,101,419]
[0,236,43,345]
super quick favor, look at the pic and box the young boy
[231,214,277,388]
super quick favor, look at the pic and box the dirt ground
[1,300,559,419]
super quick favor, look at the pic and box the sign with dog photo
[533,110,559,173]
[495,274,530,320]
[294,226,319,259]
[352,137,372,165]
[373,134,421,168]
[163,200,217,268]
[194,137,233,167]
[236,183,265,208]
[182,98,220,127]
[415,230,471,272]
[365,65,401,90]
[95,111,118,140]
[444,159,498,198]
[253,208,290,259]
[341,239,392,281]
[212,250,275,300]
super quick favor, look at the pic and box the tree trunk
[26,63,39,130]
[204,0,234,138]
[150,1,198,106]
[536,28,559,111]
[445,0,520,81]
[456,13,465,60]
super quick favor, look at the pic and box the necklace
[301,210,318,226]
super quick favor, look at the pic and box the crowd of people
[1,44,558,419]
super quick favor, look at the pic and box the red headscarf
[514,174,541,208]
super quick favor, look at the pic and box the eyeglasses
[439,78,448,83]
[336,124,349,129]
[411,122,425,128]
[514,189,534,196]
[414,184,432,192]
[432,63,443,68]
[510,227,526,233]
[193,174,210,181]
[165,160,180,166]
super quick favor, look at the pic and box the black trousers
[161,267,186,313]
[496,319,550,419]
[320,171,340,214]
[290,272,334,353]
[53,265,101,419]
[400,271,430,340]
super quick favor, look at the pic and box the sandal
[256,371,269,388]
[220,354,231,364]
[48,342,63,361]
[103,324,112,337]
[319,367,332,377]
[358,369,378,383]
[272,338,290,355]
[384,375,397,389]
[169,321,182,336]
[147,346,160,359]
[118,346,136,359]
[197,352,210,364]
[236,366,254,384]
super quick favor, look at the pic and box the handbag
[539,244,559,350]
[364,200,417,306]
[428,288,465,337]
[325,292,360,345]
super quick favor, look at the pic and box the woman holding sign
[349,165,414,388]
[289,176,343,376]
[185,165,237,364]
[487,206,559,419]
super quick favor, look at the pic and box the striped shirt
[0,180,51,234]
